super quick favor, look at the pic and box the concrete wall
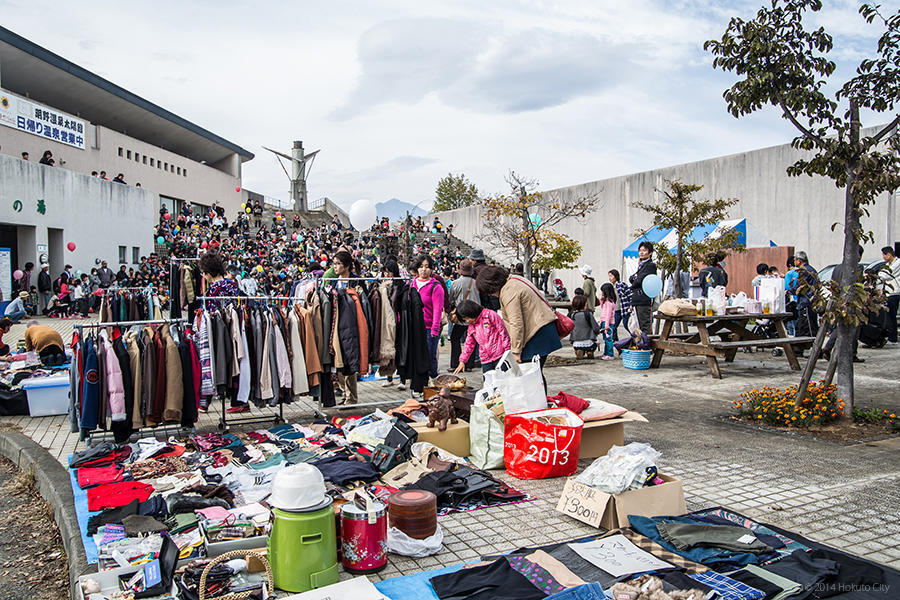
[0,154,155,276]
[435,127,899,296]
[1,117,243,215]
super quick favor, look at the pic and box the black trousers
[796,304,819,338]
[886,295,899,342]
[450,324,477,369]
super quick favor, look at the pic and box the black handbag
[372,418,418,473]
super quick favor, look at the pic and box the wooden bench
[709,336,815,349]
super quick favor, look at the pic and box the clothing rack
[73,317,190,447]
[198,295,289,431]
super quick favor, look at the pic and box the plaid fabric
[600,528,709,573]
[615,281,633,312]
[689,571,766,600]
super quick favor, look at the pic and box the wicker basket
[622,349,652,370]
[199,549,274,600]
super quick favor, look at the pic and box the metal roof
[0,26,254,164]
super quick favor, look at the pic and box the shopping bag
[504,408,584,479]
[758,277,786,313]
[469,403,505,470]
[491,350,547,415]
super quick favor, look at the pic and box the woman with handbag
[475,266,562,388]
[411,254,445,380]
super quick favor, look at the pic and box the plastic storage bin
[621,349,652,370]
[22,375,70,416]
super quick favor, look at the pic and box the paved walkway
[2,317,899,580]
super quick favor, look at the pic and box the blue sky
[1,0,896,210]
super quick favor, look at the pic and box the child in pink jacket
[453,300,511,373]
[597,283,617,359]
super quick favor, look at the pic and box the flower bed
[733,381,844,428]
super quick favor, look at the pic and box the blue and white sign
[0,88,87,150]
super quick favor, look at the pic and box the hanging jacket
[296,306,322,388]
[397,285,430,392]
[347,287,370,375]
[80,338,100,431]
[112,335,134,444]
[236,316,251,404]
[258,310,274,401]
[271,310,293,395]
[336,289,361,374]
[330,289,344,369]
[140,328,156,423]
[151,326,167,423]
[287,309,310,395]
[125,332,143,430]
[319,288,333,367]
[162,325,184,423]
[378,281,397,364]
[178,334,197,427]
[368,285,382,365]
[265,311,281,406]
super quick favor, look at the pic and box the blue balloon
[529,213,542,228]
[156,236,165,244]
[642,273,663,298]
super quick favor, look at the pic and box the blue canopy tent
[622,218,776,279]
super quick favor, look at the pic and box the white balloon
[349,200,377,231]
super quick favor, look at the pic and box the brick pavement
[2,316,899,582]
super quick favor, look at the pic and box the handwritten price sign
[556,479,610,528]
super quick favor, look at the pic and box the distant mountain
[376,198,429,221]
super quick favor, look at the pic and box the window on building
[150,158,155,167]
[164,162,168,171]
[127,150,132,159]
[157,160,161,169]
[183,168,188,177]
[176,166,181,175]
[132,247,140,264]
[118,246,127,264]
[143,156,147,165]
[118,147,123,157]
[135,153,140,162]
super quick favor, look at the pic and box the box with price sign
[556,475,686,529]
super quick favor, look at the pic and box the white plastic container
[22,375,70,416]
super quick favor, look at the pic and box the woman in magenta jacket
[411,254,445,379]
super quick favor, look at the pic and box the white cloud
[1,0,896,212]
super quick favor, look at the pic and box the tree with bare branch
[479,171,601,280]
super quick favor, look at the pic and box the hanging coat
[336,289,360,374]
[162,324,184,423]
[288,309,310,395]
[397,285,430,393]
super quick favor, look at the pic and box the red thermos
[340,498,388,574]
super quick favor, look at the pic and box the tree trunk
[836,101,861,415]
[520,189,533,281]
[674,243,684,299]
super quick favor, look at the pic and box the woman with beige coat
[475,266,561,385]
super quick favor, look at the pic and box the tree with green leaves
[434,173,480,212]
[633,179,742,299]
[705,0,900,413]
[480,171,600,281]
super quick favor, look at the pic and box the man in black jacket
[629,242,657,333]
[37,263,52,314]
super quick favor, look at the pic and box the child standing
[453,300,511,373]
[569,294,601,359]
[597,283,617,360]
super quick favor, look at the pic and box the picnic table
[650,311,815,378]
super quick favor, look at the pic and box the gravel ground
[0,456,69,600]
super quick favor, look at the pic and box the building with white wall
[435,127,899,296]
[0,25,253,293]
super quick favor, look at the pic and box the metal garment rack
[198,295,294,431]
[72,317,190,447]
[313,277,417,411]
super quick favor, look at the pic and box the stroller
[749,317,784,356]
[859,304,891,348]
[553,278,568,301]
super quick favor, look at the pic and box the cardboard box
[76,564,178,600]
[201,521,267,557]
[556,474,686,530]
[410,419,470,457]
[578,411,649,459]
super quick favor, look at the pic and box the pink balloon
[13,269,23,280]
[292,233,298,241]
[200,241,209,249]
[275,211,282,218]
[66,242,76,252]
[235,186,241,192]
[164,213,171,220]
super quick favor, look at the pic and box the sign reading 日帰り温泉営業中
[0,88,86,150]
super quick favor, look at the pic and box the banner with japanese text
[0,88,87,150]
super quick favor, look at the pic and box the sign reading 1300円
[0,88,86,150]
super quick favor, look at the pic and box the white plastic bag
[575,442,661,494]
[758,277,786,313]
[708,286,728,315]
[491,350,547,415]
[387,525,443,557]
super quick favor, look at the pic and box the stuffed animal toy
[427,387,458,431]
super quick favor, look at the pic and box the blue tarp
[67,454,100,564]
